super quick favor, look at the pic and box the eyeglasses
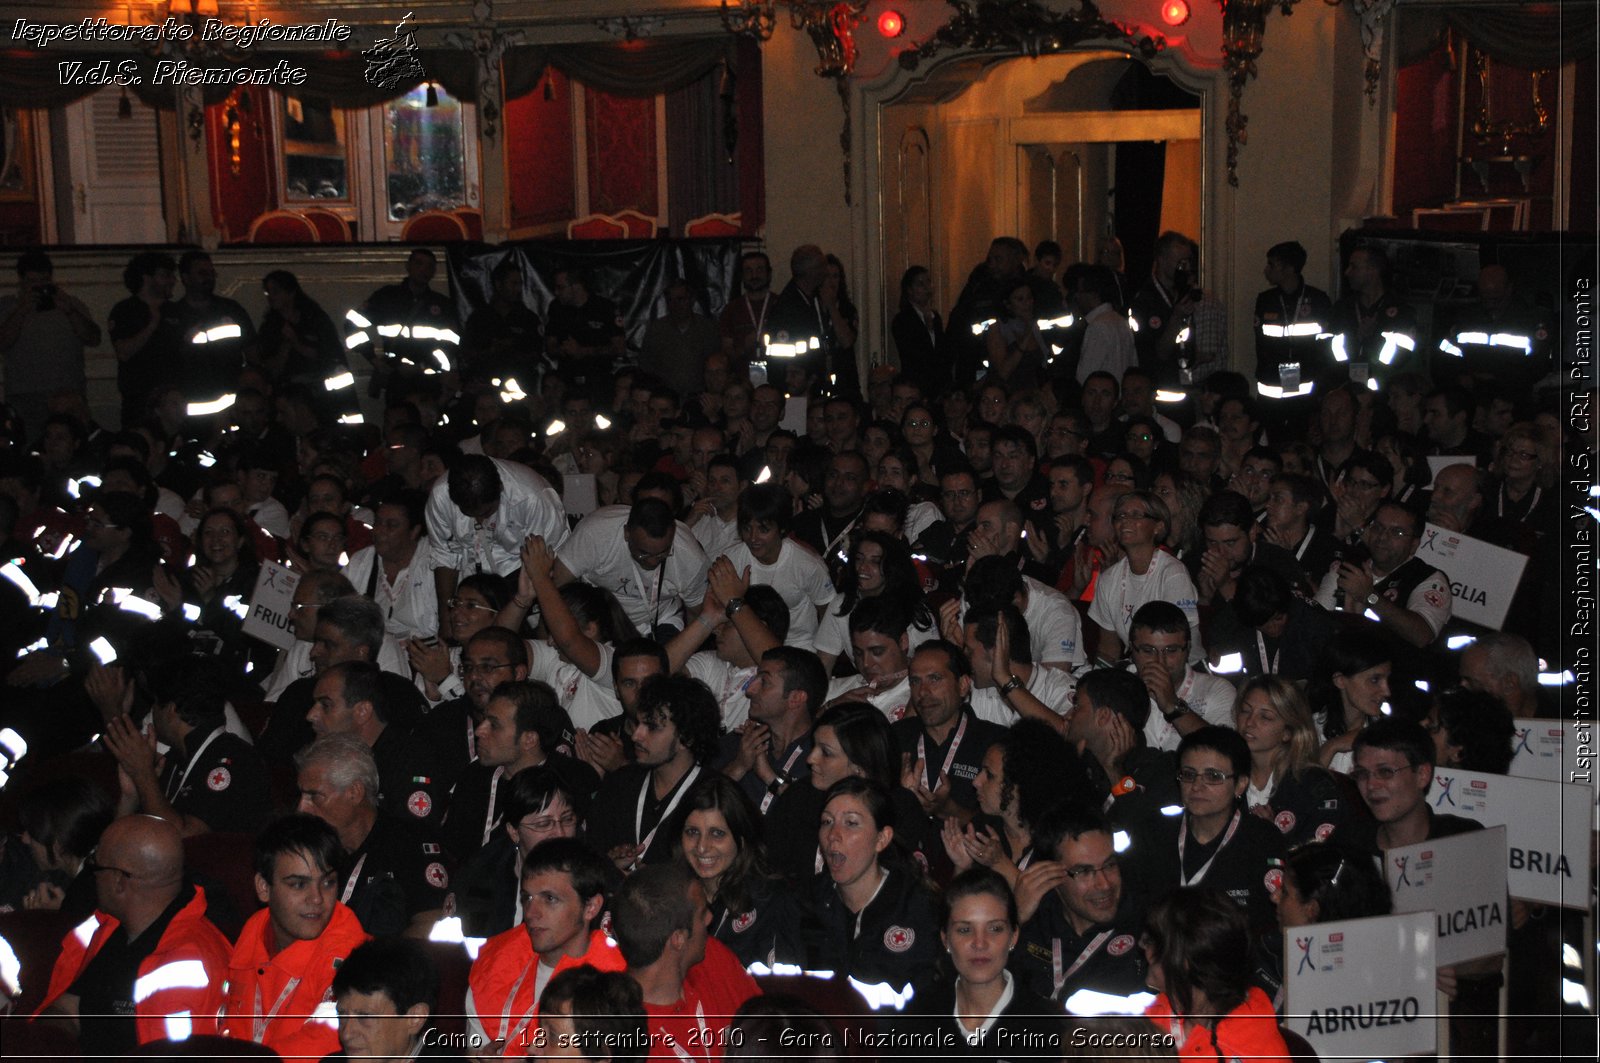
[1176,768,1236,786]
[1366,522,1416,540]
[1350,764,1416,784]
[517,811,579,834]
[1131,642,1187,658]
[458,661,514,677]
[1064,857,1120,881]
[84,849,134,879]
[447,598,497,613]
[629,546,671,564]
[1503,448,1539,461]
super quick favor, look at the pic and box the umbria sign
[1426,769,1589,907]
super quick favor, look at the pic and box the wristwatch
[1365,592,1380,606]
[999,674,1023,697]
[766,773,789,795]
[1162,699,1192,724]
[725,596,745,618]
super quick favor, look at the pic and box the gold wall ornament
[1469,53,1550,154]
[720,1,871,77]
[1220,0,1303,188]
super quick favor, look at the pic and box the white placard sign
[1508,719,1568,782]
[1284,911,1435,1061]
[1427,767,1590,907]
[562,473,598,518]
[242,560,301,651]
[1414,523,1528,629]
[1426,455,1476,485]
[780,395,808,433]
[1385,826,1508,966]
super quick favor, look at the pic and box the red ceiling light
[877,9,905,38]
[1160,0,1190,26]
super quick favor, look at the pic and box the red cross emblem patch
[884,925,915,953]
[407,790,433,818]
[424,862,449,889]
[1264,868,1283,895]
[1274,810,1297,834]
[1107,934,1135,957]
[732,910,757,934]
[206,767,232,792]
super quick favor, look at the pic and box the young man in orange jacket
[219,814,370,1063]
[465,837,625,1056]
[34,815,232,1052]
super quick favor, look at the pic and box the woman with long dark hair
[789,777,940,991]
[983,281,1047,393]
[762,702,934,880]
[1311,628,1393,774]
[944,719,1083,887]
[890,868,1062,1057]
[1142,887,1290,1061]
[814,531,933,674]
[676,775,791,966]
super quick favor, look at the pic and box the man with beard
[719,250,775,370]
[892,640,1006,823]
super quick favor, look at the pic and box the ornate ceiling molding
[894,0,1165,72]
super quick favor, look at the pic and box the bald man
[34,815,231,1052]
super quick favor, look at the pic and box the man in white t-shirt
[962,605,1077,729]
[716,483,834,651]
[426,454,567,634]
[1125,601,1235,752]
[823,597,914,722]
[665,564,787,730]
[962,552,1086,669]
[555,498,709,637]
[688,453,744,562]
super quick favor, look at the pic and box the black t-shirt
[1013,890,1148,1003]
[1124,805,1286,934]
[891,708,1007,816]
[341,813,453,937]
[157,726,272,835]
[461,303,544,382]
[70,885,192,1057]
[585,763,702,867]
[108,296,185,409]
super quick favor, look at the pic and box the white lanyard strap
[482,766,505,847]
[759,744,806,814]
[1499,484,1539,519]
[634,764,701,867]
[1256,630,1280,674]
[661,1001,710,1062]
[1178,808,1242,886]
[167,726,225,802]
[1053,930,1113,998]
[253,976,301,1042]
[497,963,539,1049]
[917,713,969,790]
[340,852,369,904]
[850,868,891,940]
[745,293,770,339]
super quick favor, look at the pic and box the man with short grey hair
[1459,633,1543,718]
[296,732,451,939]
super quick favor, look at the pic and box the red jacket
[1146,987,1290,1063]
[644,938,761,1062]
[33,885,231,1045]
[219,902,369,1063]
[468,926,627,1056]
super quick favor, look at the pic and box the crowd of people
[0,227,1584,1063]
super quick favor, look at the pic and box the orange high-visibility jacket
[468,926,626,1055]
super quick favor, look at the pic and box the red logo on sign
[1330,932,1344,943]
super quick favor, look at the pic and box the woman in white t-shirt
[1088,489,1202,663]
[814,530,934,675]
